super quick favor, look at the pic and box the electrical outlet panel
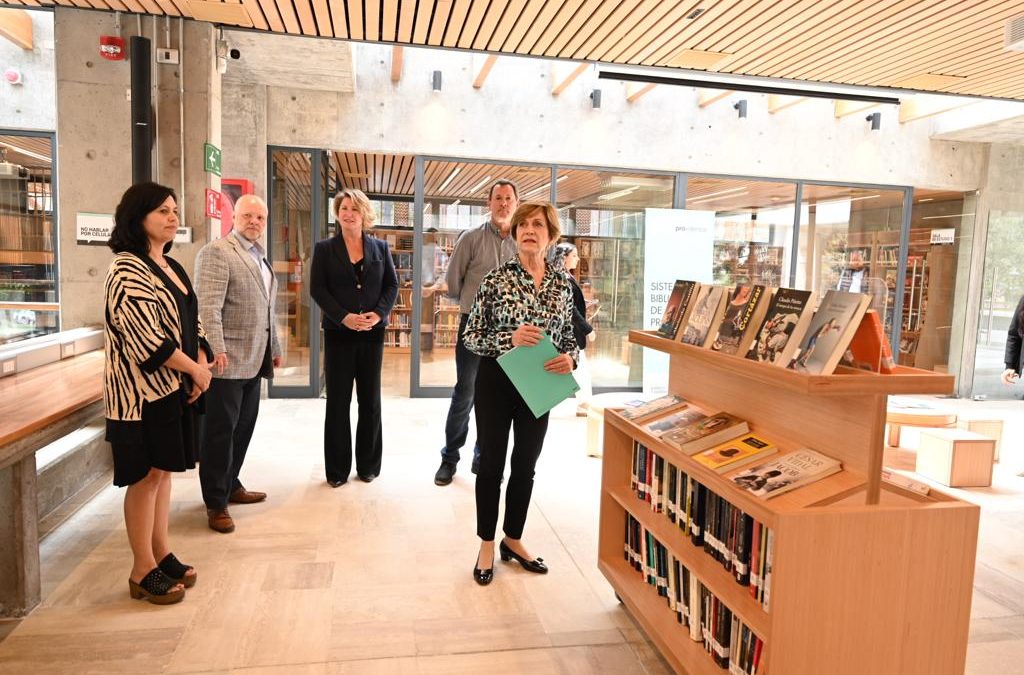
[156,48,180,64]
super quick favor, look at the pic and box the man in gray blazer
[195,195,282,534]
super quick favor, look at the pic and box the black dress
[108,257,203,487]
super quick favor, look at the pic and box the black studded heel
[128,568,186,605]
[158,552,196,588]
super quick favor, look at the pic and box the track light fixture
[431,70,442,93]
[734,99,747,118]
[866,111,881,130]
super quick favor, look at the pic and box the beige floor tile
[261,562,335,591]
[967,638,1024,675]
[328,620,418,662]
[413,614,552,656]
[0,627,182,675]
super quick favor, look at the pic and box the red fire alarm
[99,36,126,61]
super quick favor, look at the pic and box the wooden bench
[0,351,103,617]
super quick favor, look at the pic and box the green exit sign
[204,142,221,176]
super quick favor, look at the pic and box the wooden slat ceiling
[15,1,1024,100]
[0,135,52,169]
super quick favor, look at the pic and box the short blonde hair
[332,188,376,229]
[510,202,561,244]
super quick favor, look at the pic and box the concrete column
[0,454,40,617]
[221,81,267,201]
[54,9,221,329]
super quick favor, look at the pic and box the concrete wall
[54,9,219,329]
[0,10,55,131]
[249,43,986,192]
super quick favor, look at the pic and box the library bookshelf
[598,330,979,675]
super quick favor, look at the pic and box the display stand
[598,330,978,675]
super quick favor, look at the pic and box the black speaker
[130,36,152,184]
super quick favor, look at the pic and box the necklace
[153,258,169,270]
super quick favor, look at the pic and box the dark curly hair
[108,182,178,255]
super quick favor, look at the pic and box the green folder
[497,333,579,418]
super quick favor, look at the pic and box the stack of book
[654,278,880,376]
[625,514,767,674]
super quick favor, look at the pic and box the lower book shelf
[601,556,764,675]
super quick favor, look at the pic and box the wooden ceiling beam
[697,89,732,108]
[473,54,498,89]
[390,46,403,83]
[626,82,656,103]
[768,95,807,114]
[0,8,33,50]
[550,61,589,96]
[834,100,879,118]
[898,95,973,124]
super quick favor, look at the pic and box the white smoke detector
[1006,15,1024,51]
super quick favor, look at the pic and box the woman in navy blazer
[311,188,398,487]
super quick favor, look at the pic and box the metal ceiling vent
[1006,15,1024,51]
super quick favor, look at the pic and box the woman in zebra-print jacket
[103,182,214,605]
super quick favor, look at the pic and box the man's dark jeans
[441,313,481,465]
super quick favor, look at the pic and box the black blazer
[310,233,399,332]
[1005,294,1024,374]
[567,274,593,350]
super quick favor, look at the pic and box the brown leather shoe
[229,488,267,504]
[207,508,235,533]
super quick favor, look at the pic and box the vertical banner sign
[642,208,716,394]
[205,188,222,219]
[204,142,222,176]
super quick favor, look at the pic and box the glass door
[267,147,328,398]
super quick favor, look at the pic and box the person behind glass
[103,182,214,604]
[552,242,594,416]
[1000,293,1024,388]
[310,188,398,487]
[463,202,578,585]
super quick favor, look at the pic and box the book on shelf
[692,433,777,474]
[786,290,871,375]
[745,287,815,366]
[881,467,931,495]
[840,309,895,374]
[662,412,749,455]
[710,284,772,356]
[729,448,841,499]
[638,406,708,438]
[656,280,701,339]
[618,394,689,423]
[680,284,729,348]
[623,514,767,673]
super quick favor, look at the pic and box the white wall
[0,11,55,131]
[255,43,986,191]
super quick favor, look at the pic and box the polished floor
[2,391,1024,674]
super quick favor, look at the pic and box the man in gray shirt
[435,180,519,486]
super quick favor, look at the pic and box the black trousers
[324,332,384,482]
[474,356,549,541]
[200,375,261,510]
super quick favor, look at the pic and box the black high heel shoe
[473,551,494,586]
[499,539,548,574]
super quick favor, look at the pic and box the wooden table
[0,351,103,617]
[885,398,957,448]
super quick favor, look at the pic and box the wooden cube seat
[915,428,995,488]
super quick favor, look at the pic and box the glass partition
[268,148,323,396]
[556,168,674,389]
[0,133,57,345]
[418,160,551,389]
[973,209,1024,398]
[685,176,797,288]
[796,184,906,350]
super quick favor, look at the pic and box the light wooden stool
[915,428,995,488]
[958,419,1004,462]
[885,399,957,448]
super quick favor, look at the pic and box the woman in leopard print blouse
[463,201,578,585]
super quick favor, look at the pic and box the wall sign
[204,142,222,176]
[76,212,114,245]
[929,228,955,245]
[642,208,716,394]
[205,188,222,219]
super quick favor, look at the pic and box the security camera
[229,48,241,60]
